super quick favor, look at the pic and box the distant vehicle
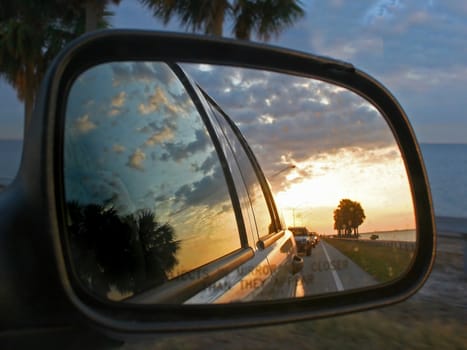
[309,232,319,246]
[288,227,313,256]
[370,234,379,240]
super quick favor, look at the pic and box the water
[420,143,467,219]
[0,141,465,220]
[360,230,416,242]
[0,140,22,187]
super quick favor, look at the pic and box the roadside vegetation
[121,236,466,350]
[323,238,413,282]
[122,300,466,350]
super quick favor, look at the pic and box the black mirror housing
[0,30,436,338]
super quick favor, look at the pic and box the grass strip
[127,300,466,350]
[323,238,414,282]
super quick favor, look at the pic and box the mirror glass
[63,61,416,304]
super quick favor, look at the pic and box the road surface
[295,240,377,297]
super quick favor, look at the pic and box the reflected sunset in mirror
[63,62,416,304]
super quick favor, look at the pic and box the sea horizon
[359,229,416,242]
[1,140,466,220]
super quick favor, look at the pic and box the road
[295,241,377,297]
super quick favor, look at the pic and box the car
[63,59,304,305]
[311,233,320,245]
[289,226,313,255]
[0,31,435,348]
[309,233,319,247]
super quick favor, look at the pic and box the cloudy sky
[183,64,415,233]
[1,0,436,234]
[63,57,414,238]
[1,0,466,143]
[65,62,246,274]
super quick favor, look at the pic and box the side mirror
[4,30,435,336]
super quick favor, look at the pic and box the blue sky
[1,0,467,142]
[64,62,247,272]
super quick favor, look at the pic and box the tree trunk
[84,1,100,32]
[208,0,227,36]
[22,63,36,138]
[23,88,34,137]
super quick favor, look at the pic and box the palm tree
[68,0,121,32]
[67,202,136,294]
[233,0,305,41]
[140,0,229,36]
[135,210,180,290]
[0,1,115,134]
[140,0,305,41]
[67,201,180,296]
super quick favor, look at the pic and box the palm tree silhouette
[140,0,304,41]
[128,209,180,291]
[67,202,180,298]
[0,2,113,131]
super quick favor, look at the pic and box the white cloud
[127,148,146,171]
[145,126,175,146]
[112,144,126,153]
[364,0,404,25]
[111,91,126,108]
[108,108,122,117]
[259,114,275,125]
[166,103,184,116]
[74,114,97,134]
[138,103,156,115]
[138,87,168,115]
[311,37,384,61]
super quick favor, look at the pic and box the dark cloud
[174,161,229,209]
[185,65,395,178]
[111,62,160,86]
[160,129,210,162]
[193,152,219,175]
[138,118,178,134]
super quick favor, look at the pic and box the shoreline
[1,178,466,237]
[435,216,467,237]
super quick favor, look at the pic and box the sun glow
[274,146,415,235]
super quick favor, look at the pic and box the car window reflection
[208,103,275,241]
[64,62,241,300]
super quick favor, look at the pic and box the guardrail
[358,239,416,252]
[335,238,416,251]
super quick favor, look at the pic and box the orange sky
[272,146,415,235]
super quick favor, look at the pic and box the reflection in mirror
[63,61,415,304]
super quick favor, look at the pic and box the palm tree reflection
[67,201,180,300]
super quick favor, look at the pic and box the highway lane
[296,240,377,296]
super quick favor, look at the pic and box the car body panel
[289,227,313,255]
